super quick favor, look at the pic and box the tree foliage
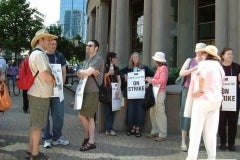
[47,24,86,63]
[0,0,43,61]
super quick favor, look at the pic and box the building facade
[86,0,240,67]
[60,0,87,41]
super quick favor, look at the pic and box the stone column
[109,0,117,52]
[115,0,129,66]
[87,13,96,41]
[238,0,240,62]
[215,0,228,52]
[151,0,170,60]
[95,6,99,40]
[228,1,238,56]
[142,0,152,65]
[98,1,109,57]
[177,0,194,67]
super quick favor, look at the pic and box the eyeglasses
[86,45,94,47]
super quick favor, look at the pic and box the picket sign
[127,70,145,99]
[222,76,236,111]
[50,64,64,102]
[111,82,122,111]
[74,76,88,110]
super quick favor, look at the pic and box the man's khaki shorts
[28,95,50,128]
[79,92,99,118]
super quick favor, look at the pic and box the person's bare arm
[77,67,100,77]
[39,70,55,83]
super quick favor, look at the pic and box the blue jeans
[126,99,145,127]
[43,97,64,141]
[103,102,115,131]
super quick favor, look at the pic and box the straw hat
[152,52,167,62]
[31,29,58,48]
[195,43,206,52]
[198,45,221,61]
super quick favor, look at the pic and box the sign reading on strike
[127,70,145,99]
[222,76,236,111]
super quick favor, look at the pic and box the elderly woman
[145,52,168,142]
[178,43,206,151]
[121,52,154,137]
[185,45,225,160]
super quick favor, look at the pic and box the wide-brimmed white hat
[152,52,167,62]
[31,29,58,48]
[195,43,206,52]
[198,45,221,61]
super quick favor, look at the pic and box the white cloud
[27,0,60,26]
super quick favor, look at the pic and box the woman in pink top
[186,45,225,160]
[145,52,168,142]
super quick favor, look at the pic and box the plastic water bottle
[109,64,114,75]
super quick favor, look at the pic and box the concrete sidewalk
[0,88,239,160]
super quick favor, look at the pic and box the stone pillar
[98,1,109,57]
[87,13,96,41]
[238,0,240,62]
[151,0,170,60]
[142,0,152,65]
[115,0,129,66]
[215,0,228,53]
[109,0,117,52]
[95,6,99,40]
[228,0,238,56]
[177,0,194,67]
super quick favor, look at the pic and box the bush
[167,67,180,85]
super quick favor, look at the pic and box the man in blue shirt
[43,39,69,148]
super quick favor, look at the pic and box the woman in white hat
[145,51,168,142]
[186,45,225,160]
[178,42,206,151]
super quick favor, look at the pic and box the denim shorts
[28,95,50,128]
[79,92,99,118]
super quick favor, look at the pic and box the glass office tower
[59,0,86,41]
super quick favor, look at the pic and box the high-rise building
[59,0,86,41]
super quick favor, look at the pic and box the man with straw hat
[26,29,57,160]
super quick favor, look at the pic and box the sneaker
[181,144,188,152]
[146,134,158,138]
[43,140,52,148]
[52,138,70,146]
[30,152,50,160]
[155,137,167,142]
[105,131,110,136]
[110,130,117,136]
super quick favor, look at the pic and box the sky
[27,0,60,26]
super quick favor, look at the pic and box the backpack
[16,48,42,90]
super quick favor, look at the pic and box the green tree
[0,0,43,62]
[47,25,86,63]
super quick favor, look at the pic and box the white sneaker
[110,130,117,136]
[52,138,70,146]
[43,140,52,148]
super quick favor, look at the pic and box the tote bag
[0,82,12,112]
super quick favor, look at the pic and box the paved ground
[0,87,239,160]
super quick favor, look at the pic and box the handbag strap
[91,76,100,89]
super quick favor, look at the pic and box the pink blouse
[152,65,168,92]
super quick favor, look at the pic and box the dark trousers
[22,90,29,111]
[218,109,239,146]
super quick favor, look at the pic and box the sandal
[127,128,136,136]
[81,138,89,146]
[25,151,31,160]
[135,128,141,137]
[80,142,96,151]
